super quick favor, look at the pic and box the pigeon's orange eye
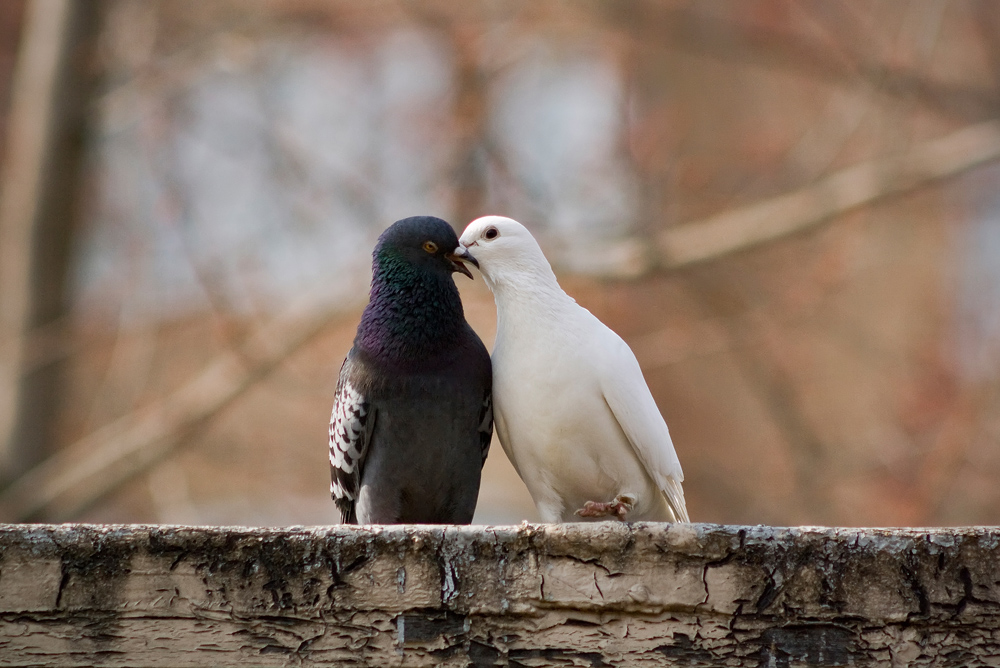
[422,241,438,253]
[484,227,499,240]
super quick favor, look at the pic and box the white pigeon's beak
[447,245,478,280]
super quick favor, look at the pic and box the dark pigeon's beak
[447,245,478,280]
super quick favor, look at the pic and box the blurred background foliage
[1,0,1000,526]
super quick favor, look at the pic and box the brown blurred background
[1,0,999,527]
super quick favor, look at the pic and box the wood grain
[0,523,998,666]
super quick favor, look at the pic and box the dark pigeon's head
[375,216,478,280]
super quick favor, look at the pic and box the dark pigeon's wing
[329,359,376,524]
[477,390,493,467]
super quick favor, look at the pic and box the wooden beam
[0,522,997,666]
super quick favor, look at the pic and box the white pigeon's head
[458,216,557,292]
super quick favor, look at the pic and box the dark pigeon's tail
[336,497,357,524]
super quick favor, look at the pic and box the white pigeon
[456,215,690,523]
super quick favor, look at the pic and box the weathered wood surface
[0,523,998,667]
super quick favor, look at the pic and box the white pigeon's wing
[599,334,690,523]
[329,362,376,524]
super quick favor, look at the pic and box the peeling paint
[0,523,998,666]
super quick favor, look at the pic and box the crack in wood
[1,523,1000,666]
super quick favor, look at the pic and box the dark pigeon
[329,216,493,524]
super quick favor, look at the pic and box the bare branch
[0,299,339,522]
[655,120,1000,270]
[605,2,999,123]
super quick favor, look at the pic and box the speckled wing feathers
[329,368,375,524]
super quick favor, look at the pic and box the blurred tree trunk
[0,0,97,486]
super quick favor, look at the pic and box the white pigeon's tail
[663,478,690,523]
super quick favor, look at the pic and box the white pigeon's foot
[575,493,637,521]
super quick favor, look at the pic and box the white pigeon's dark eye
[422,241,438,253]
[484,227,499,240]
